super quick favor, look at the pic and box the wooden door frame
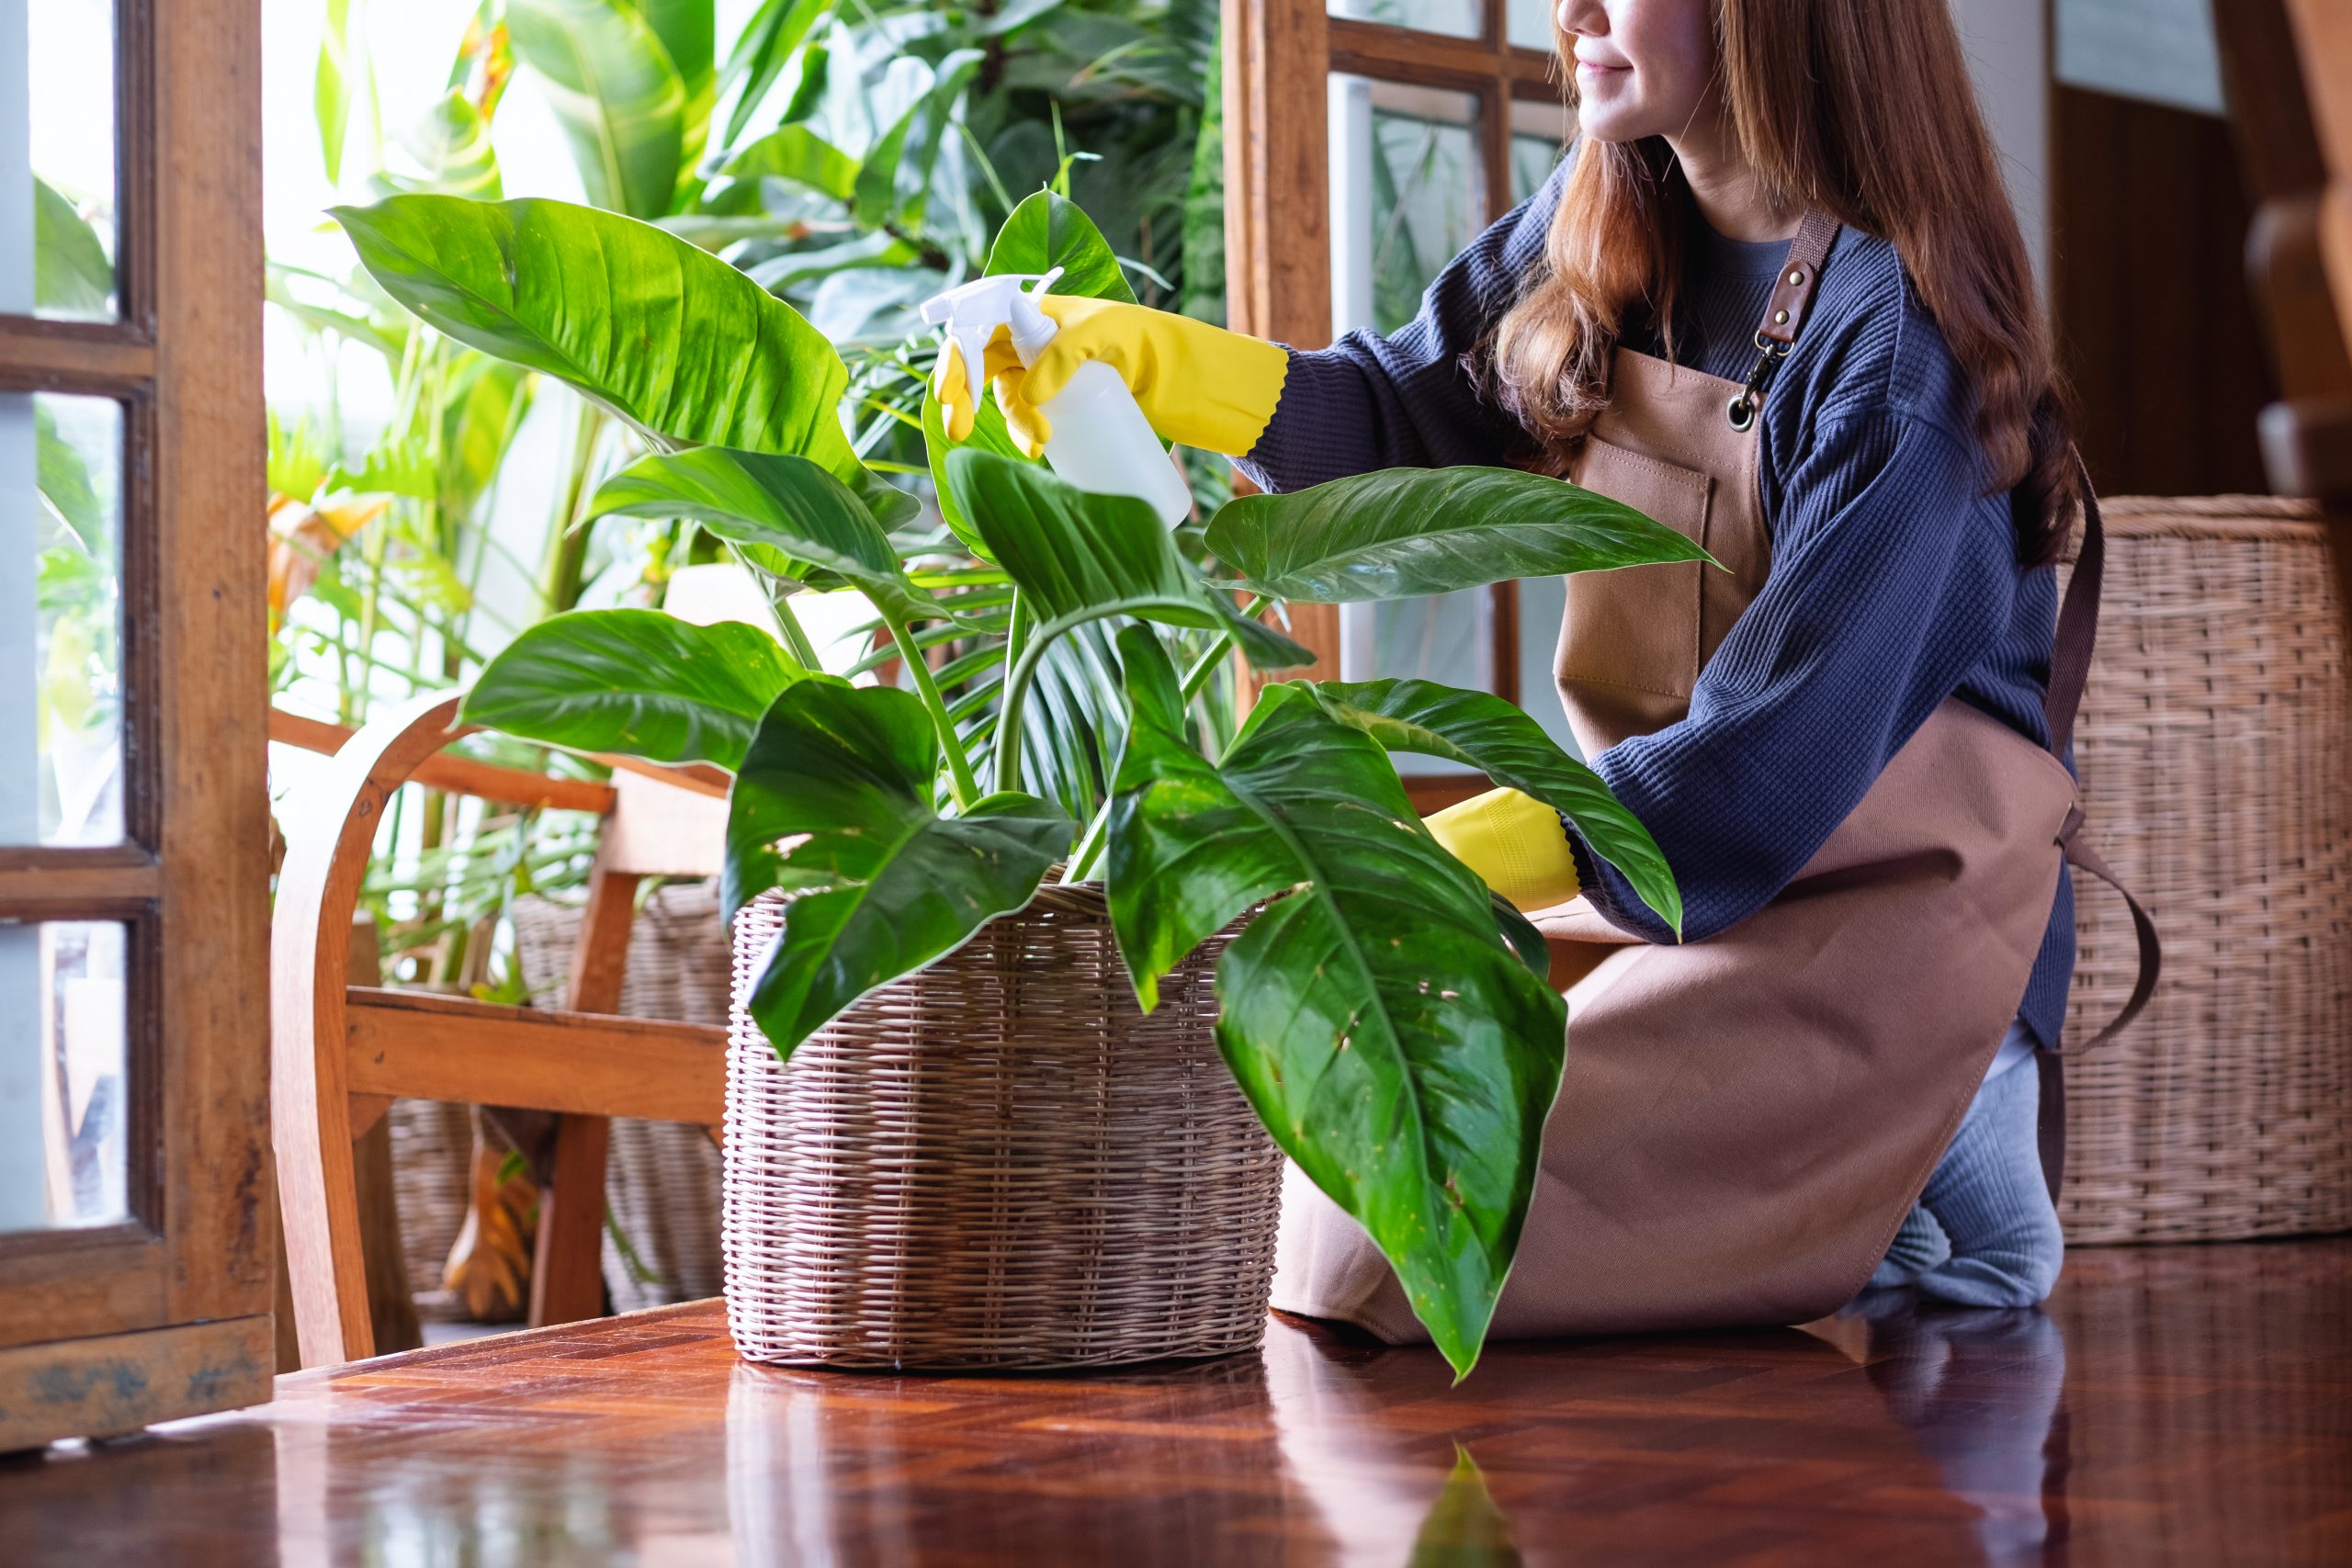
[0,0,269,1448]
[1224,0,1562,773]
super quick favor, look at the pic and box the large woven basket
[513,882,727,1310]
[2060,496,2352,1243]
[723,882,1283,1369]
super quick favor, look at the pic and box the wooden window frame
[0,0,270,1447]
[1225,0,1565,807]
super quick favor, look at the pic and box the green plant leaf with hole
[1206,466,1712,602]
[1103,627,1566,1379]
[726,681,1072,1054]
[462,608,815,771]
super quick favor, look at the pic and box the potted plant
[336,186,1699,1378]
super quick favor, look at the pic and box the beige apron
[1272,214,2155,1339]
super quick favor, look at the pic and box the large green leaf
[1205,466,1711,602]
[722,123,857,202]
[727,681,1071,1055]
[585,446,940,625]
[461,608,810,771]
[1103,628,1565,1378]
[985,188,1137,304]
[944,448,1309,671]
[373,89,503,200]
[1296,680,1681,936]
[637,0,717,178]
[332,195,856,472]
[34,179,114,317]
[507,0,689,219]
[852,50,981,233]
[718,0,832,147]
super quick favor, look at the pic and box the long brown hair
[1488,0,2076,561]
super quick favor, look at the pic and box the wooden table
[7,1239,2350,1564]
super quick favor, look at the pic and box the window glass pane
[0,920,130,1232]
[1329,77,1487,755]
[1329,0,1479,42]
[1510,95,1571,202]
[1507,0,1557,51]
[5,393,124,846]
[8,3,119,320]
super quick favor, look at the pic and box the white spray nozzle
[922,267,1065,403]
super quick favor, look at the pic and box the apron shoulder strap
[2045,450,2162,1055]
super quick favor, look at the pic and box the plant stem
[771,591,822,669]
[887,610,980,808]
[537,400,604,615]
[1061,622,1243,883]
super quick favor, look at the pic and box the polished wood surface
[8,1239,2348,1564]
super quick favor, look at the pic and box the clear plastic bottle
[922,269,1193,526]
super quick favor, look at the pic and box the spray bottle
[922,268,1193,527]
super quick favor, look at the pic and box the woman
[939,0,2144,1334]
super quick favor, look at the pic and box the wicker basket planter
[2061,496,2352,1244]
[723,882,1283,1369]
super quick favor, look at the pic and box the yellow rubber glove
[1424,787,1583,914]
[932,321,1027,442]
[945,296,1290,458]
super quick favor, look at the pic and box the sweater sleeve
[1565,409,2023,942]
[1232,161,1568,493]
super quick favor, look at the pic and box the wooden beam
[1326,20,1554,92]
[0,320,157,395]
[0,846,164,912]
[267,709,620,816]
[344,987,727,1125]
[0,1315,271,1450]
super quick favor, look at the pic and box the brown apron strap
[2037,452,2164,1197]
[1758,210,1842,347]
[1726,212,1843,432]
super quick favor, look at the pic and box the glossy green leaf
[920,386,1026,559]
[374,89,503,200]
[985,188,1136,304]
[1295,679,1681,936]
[723,123,858,202]
[316,0,356,186]
[585,446,940,624]
[37,404,102,553]
[332,195,856,473]
[718,0,832,147]
[34,179,113,317]
[1103,629,1566,1378]
[944,448,1309,671]
[1205,466,1711,602]
[461,608,809,771]
[637,0,717,178]
[506,0,689,218]
[726,681,1071,1055]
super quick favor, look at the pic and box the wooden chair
[2226,0,2352,505]
[269,696,731,1368]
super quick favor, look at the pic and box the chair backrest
[2232,0,2352,501]
[269,695,729,1366]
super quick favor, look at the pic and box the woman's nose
[1555,0,1603,39]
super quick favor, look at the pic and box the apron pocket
[1555,438,1714,750]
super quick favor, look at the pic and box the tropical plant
[337,180,1703,1376]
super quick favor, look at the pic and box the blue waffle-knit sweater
[1234,160,2075,1049]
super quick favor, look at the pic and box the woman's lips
[1575,58,1630,79]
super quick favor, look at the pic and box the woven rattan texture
[723,883,1283,1369]
[2061,496,2352,1244]
[387,1098,471,1319]
[513,882,726,1309]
